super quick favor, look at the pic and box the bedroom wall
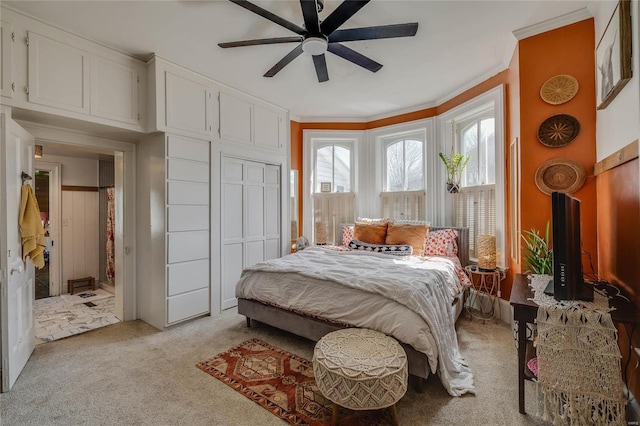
[505,44,521,298]
[592,0,640,405]
[517,19,598,283]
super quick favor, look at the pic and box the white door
[0,113,35,391]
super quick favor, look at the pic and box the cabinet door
[27,32,90,114]
[253,104,281,151]
[91,56,138,125]
[165,70,211,137]
[219,92,252,144]
[1,20,13,98]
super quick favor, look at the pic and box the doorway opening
[32,144,123,343]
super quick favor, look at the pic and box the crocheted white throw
[530,275,626,425]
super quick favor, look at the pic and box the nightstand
[464,265,505,321]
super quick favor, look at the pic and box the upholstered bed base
[238,290,464,382]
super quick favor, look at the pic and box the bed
[236,225,474,396]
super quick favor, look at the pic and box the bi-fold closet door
[221,157,280,310]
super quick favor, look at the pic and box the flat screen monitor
[544,192,593,301]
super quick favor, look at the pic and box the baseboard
[99,281,115,294]
[465,289,512,325]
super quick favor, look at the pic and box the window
[384,136,424,191]
[380,131,426,220]
[438,86,505,267]
[315,145,351,193]
[459,111,495,187]
[304,132,361,245]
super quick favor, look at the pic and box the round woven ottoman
[313,328,408,426]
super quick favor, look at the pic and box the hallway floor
[34,292,120,344]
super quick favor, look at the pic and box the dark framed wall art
[596,0,632,110]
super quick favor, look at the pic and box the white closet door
[221,158,245,310]
[220,158,281,310]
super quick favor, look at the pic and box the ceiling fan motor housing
[302,37,328,56]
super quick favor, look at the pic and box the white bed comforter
[235,247,475,396]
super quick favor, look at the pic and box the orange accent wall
[504,44,521,300]
[291,121,303,240]
[518,20,598,284]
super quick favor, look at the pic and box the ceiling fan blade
[219,36,303,48]
[320,0,370,36]
[229,0,306,35]
[328,23,419,43]
[312,54,329,82]
[264,45,304,77]
[300,0,320,35]
[327,43,382,72]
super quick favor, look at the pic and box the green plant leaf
[521,221,553,275]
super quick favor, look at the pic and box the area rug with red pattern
[196,338,390,426]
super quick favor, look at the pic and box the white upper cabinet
[148,58,215,139]
[165,70,211,137]
[1,20,13,98]
[254,104,281,151]
[0,8,145,132]
[27,32,90,114]
[91,56,139,125]
[218,89,287,154]
[219,92,252,144]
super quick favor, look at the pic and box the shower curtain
[106,187,115,283]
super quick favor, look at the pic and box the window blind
[380,190,426,220]
[454,184,495,260]
[312,192,355,245]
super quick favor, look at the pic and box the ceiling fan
[219,0,419,82]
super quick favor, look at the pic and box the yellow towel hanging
[19,184,46,269]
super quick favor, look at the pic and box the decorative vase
[446,182,460,194]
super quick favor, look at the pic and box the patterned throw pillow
[341,225,355,247]
[348,239,413,256]
[423,229,459,257]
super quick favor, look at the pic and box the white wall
[61,191,99,293]
[38,154,98,187]
[593,0,640,161]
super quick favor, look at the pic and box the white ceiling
[6,0,598,120]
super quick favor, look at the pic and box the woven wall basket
[540,74,579,105]
[537,114,580,147]
[534,158,586,195]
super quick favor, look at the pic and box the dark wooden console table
[510,274,640,414]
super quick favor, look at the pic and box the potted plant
[438,152,470,193]
[521,221,553,275]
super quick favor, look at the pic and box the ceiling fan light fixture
[301,37,328,56]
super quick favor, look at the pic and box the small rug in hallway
[60,288,112,305]
[196,338,391,426]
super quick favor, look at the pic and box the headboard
[430,226,469,268]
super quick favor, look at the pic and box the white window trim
[303,130,364,238]
[436,85,506,268]
[369,118,435,221]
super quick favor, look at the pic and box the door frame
[33,161,61,296]
[19,122,137,321]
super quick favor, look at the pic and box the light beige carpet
[0,309,546,425]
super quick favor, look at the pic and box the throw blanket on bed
[243,247,475,396]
